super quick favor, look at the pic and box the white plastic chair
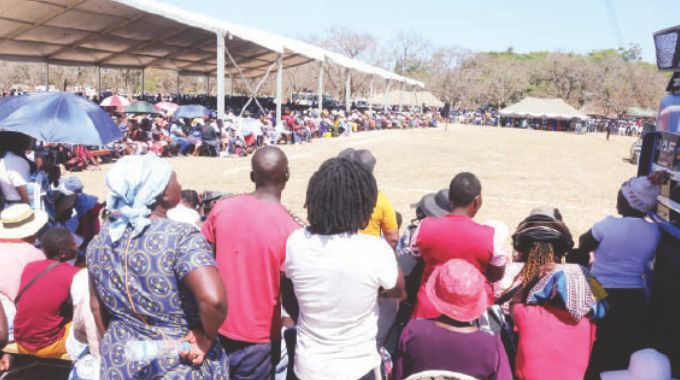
[404,370,480,380]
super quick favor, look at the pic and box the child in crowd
[13,227,80,359]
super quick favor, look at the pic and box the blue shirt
[591,215,660,288]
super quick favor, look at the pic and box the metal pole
[275,54,283,128]
[398,83,403,112]
[216,32,226,119]
[97,66,102,98]
[176,71,181,101]
[140,68,145,99]
[368,76,374,112]
[317,60,324,115]
[413,86,417,112]
[45,62,49,91]
[384,80,390,113]
[345,69,351,114]
[205,75,210,95]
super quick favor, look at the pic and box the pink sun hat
[426,259,488,322]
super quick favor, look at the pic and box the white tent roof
[368,90,443,107]
[499,97,588,120]
[0,0,422,85]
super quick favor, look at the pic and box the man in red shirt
[202,146,300,380]
[411,172,506,319]
[14,227,80,358]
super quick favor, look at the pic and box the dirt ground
[74,124,638,241]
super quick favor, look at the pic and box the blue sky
[165,0,679,63]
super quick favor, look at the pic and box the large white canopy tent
[368,90,444,109]
[0,0,423,123]
[499,97,588,120]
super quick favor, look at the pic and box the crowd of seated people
[104,107,440,161]
[2,120,675,380]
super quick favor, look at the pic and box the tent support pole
[216,32,226,119]
[141,68,145,98]
[345,69,351,114]
[97,66,101,98]
[275,54,283,129]
[176,71,181,101]
[224,45,266,113]
[398,83,403,112]
[239,61,276,117]
[317,61,324,116]
[205,75,209,96]
[368,76,374,112]
[413,86,417,112]
[45,62,49,90]
[384,80,391,112]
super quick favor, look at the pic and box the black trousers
[586,288,647,380]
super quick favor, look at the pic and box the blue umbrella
[0,92,122,145]
[173,104,211,119]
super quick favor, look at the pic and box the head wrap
[526,264,608,321]
[620,172,667,214]
[57,176,84,195]
[105,154,173,243]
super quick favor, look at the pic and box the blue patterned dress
[87,219,229,380]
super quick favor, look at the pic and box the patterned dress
[87,219,229,380]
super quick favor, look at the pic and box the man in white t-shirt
[284,157,405,380]
[0,138,32,207]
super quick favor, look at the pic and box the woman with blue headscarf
[86,154,229,379]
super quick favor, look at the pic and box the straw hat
[426,259,488,322]
[601,349,679,380]
[0,204,48,239]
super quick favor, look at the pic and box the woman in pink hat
[393,259,512,380]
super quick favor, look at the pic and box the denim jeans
[174,137,191,155]
[219,336,281,380]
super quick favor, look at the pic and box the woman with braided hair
[284,157,405,380]
[503,207,606,380]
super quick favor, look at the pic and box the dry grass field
[74,124,638,241]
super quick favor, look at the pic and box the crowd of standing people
[0,121,676,380]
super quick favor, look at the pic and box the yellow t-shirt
[360,191,398,237]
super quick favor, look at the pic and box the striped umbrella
[125,101,161,115]
[155,101,179,115]
[100,95,130,110]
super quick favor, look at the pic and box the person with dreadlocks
[337,148,401,350]
[284,157,405,380]
[506,207,606,380]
